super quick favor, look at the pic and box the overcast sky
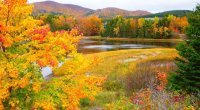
[28,0,199,13]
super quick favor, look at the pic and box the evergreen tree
[168,5,200,93]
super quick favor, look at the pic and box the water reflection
[42,62,64,78]
[42,67,52,78]
[78,38,178,54]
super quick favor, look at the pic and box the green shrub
[80,97,91,107]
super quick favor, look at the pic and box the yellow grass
[79,48,178,108]
[85,48,178,76]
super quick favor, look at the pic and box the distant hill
[130,10,192,18]
[32,1,151,17]
[87,7,151,18]
[33,1,93,17]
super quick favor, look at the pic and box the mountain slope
[133,10,192,18]
[33,1,93,17]
[88,7,151,18]
[33,1,151,17]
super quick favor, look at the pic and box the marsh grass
[125,60,177,94]
[81,91,125,110]
[86,48,178,93]
[86,48,177,76]
[81,48,179,109]
[103,89,199,110]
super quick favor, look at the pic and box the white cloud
[28,0,199,13]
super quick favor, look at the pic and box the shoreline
[84,36,184,43]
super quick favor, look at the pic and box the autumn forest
[0,0,199,110]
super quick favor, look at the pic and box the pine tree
[168,5,200,93]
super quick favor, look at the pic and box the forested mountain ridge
[32,1,151,17]
[129,10,192,18]
[90,7,151,18]
[33,1,93,17]
[33,1,191,18]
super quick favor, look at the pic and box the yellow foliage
[138,18,145,28]
[34,99,55,110]
[0,0,103,109]
[183,106,196,110]
[32,82,41,93]
[53,53,105,109]
[2,34,13,47]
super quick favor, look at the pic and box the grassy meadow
[73,48,179,109]
[78,48,198,109]
[85,48,177,76]
[53,38,199,109]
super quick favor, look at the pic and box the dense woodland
[36,14,103,36]
[36,14,188,39]
[101,15,188,38]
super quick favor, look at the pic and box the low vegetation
[85,48,177,76]
[79,48,176,108]
[76,48,199,109]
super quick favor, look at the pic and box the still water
[78,38,178,54]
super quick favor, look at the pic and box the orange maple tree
[168,15,189,33]
[0,0,103,109]
[77,16,103,36]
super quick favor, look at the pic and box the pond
[42,38,179,78]
[78,38,178,54]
